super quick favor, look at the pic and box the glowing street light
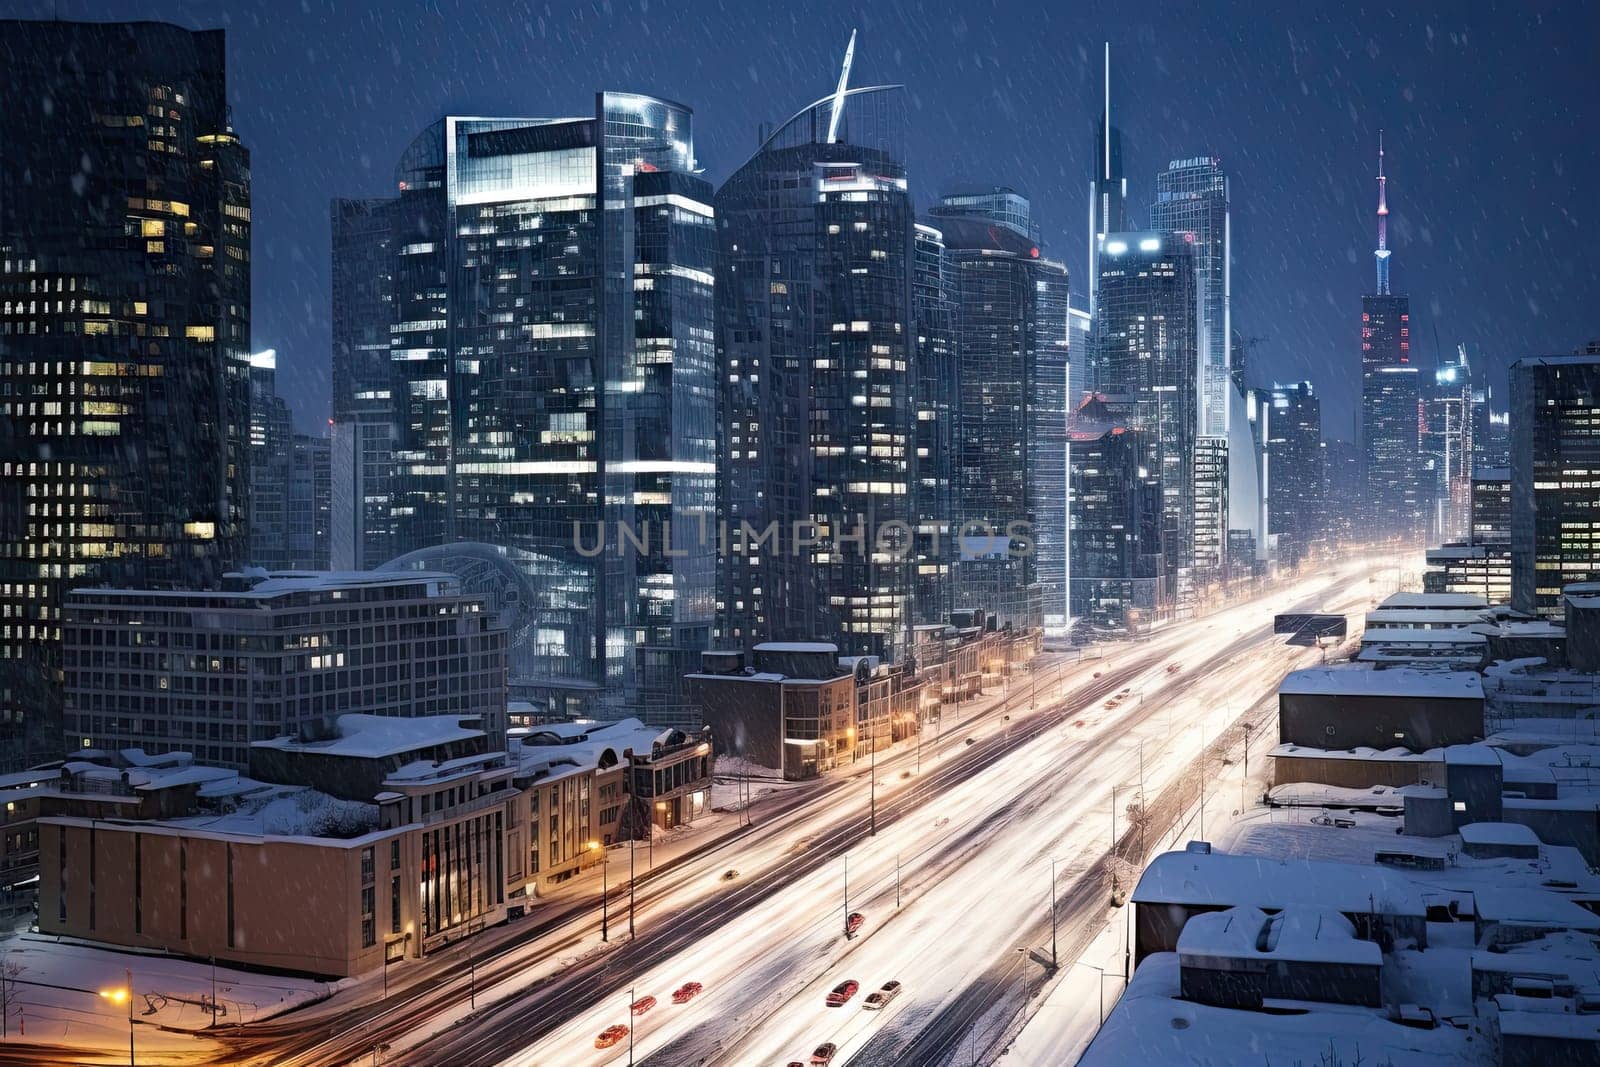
[587,840,609,942]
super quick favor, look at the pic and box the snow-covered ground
[0,933,337,1063]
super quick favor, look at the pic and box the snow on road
[485,559,1387,1067]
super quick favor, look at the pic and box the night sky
[16,0,1597,437]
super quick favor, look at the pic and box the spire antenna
[1373,129,1391,295]
[826,30,856,144]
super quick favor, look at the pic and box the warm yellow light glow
[99,987,129,1004]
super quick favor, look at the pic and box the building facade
[1266,381,1324,566]
[1094,231,1199,597]
[0,19,251,768]
[1068,395,1166,631]
[714,83,916,661]
[932,191,1070,633]
[331,97,718,712]
[62,570,507,767]
[1150,157,1230,438]
[1510,354,1600,617]
[911,224,958,626]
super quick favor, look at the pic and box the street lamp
[99,970,133,1066]
[587,840,608,942]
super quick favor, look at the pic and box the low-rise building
[686,644,856,780]
[1278,666,1485,752]
[63,570,508,769]
[1177,905,1383,1008]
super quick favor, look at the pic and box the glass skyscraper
[332,96,716,715]
[1510,353,1600,617]
[1093,231,1200,600]
[931,192,1069,634]
[0,19,250,766]
[1265,381,1324,566]
[714,84,916,662]
[911,223,957,626]
[1150,157,1230,438]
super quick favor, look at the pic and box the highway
[290,555,1388,1067]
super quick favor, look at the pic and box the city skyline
[6,0,1592,437]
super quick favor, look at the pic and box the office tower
[1150,157,1230,437]
[1322,439,1363,549]
[1427,464,1513,602]
[1359,134,1420,540]
[1474,390,1510,471]
[286,432,332,570]
[329,197,396,570]
[62,571,507,769]
[1193,436,1229,583]
[0,19,250,767]
[1510,353,1600,617]
[248,349,294,566]
[1094,231,1199,597]
[715,73,916,661]
[1068,394,1164,631]
[1084,44,1129,395]
[933,191,1070,633]
[1230,328,1249,394]
[1471,467,1511,544]
[1265,381,1324,566]
[1423,345,1475,543]
[911,224,957,625]
[335,96,716,715]
[1226,376,1266,565]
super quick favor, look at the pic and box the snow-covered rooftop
[253,713,484,759]
[1358,627,1486,646]
[1178,905,1382,967]
[511,717,680,781]
[71,569,459,602]
[1133,849,1428,916]
[1458,822,1542,849]
[1378,592,1490,611]
[1365,608,1490,627]
[1473,888,1600,929]
[753,641,839,654]
[1279,666,1484,701]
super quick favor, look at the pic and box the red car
[671,981,703,1004]
[810,1043,839,1066]
[825,980,859,1007]
[844,911,864,938]
[631,995,657,1016]
[595,1024,629,1049]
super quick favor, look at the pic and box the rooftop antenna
[826,29,857,144]
[1374,130,1391,295]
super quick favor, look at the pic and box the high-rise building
[1084,44,1130,396]
[1322,439,1364,549]
[286,432,332,570]
[911,224,957,626]
[1068,394,1164,631]
[1093,231,1199,596]
[334,97,717,715]
[1150,157,1230,437]
[1510,353,1600,617]
[329,197,397,571]
[933,191,1070,633]
[1193,436,1229,583]
[715,75,916,662]
[248,349,294,567]
[1265,381,1324,566]
[1422,344,1475,543]
[1359,135,1421,541]
[0,19,251,767]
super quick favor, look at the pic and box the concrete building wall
[1279,692,1484,751]
[1270,754,1441,790]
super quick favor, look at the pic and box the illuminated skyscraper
[933,191,1070,633]
[1265,381,1324,566]
[335,96,716,716]
[1511,352,1600,617]
[0,19,250,766]
[715,73,916,661]
[1359,134,1421,540]
[1093,231,1199,596]
[911,223,957,625]
[1085,43,1129,396]
[1151,157,1230,437]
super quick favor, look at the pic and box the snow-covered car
[825,980,859,1007]
[595,1024,629,1049]
[810,1043,839,1065]
[863,980,902,1010]
[630,995,656,1016]
[671,981,703,1004]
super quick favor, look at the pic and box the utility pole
[628,986,636,1066]
[629,835,637,938]
[469,951,476,1010]
[843,853,849,932]
[895,853,902,908]
[209,956,217,1027]
[869,711,878,836]
[1199,725,1207,840]
[125,968,134,1067]
[1138,739,1147,858]
[1050,857,1058,969]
